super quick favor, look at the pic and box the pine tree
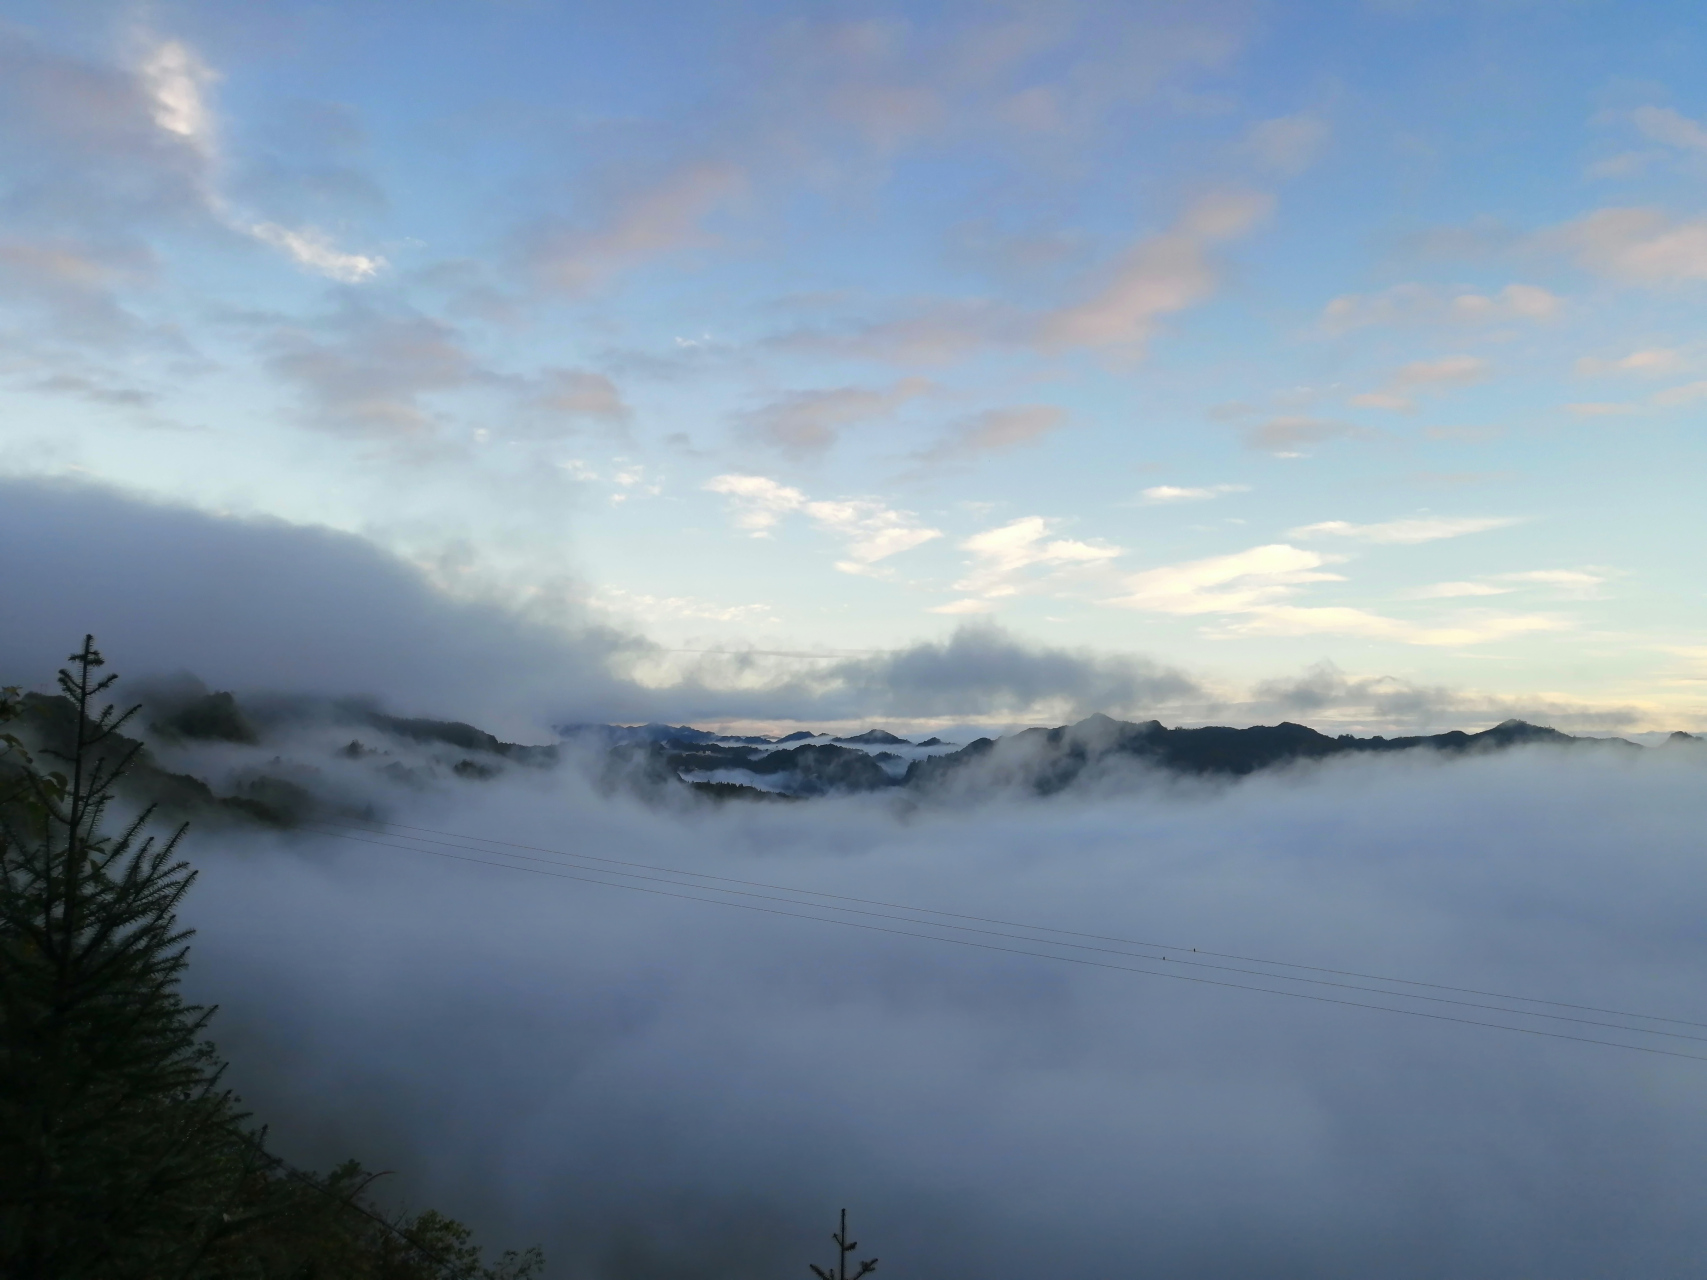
[809,1208,877,1280]
[0,637,259,1279]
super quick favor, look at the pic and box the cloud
[772,622,1202,720]
[1630,105,1707,154]
[1244,113,1329,176]
[1107,544,1341,615]
[180,733,1707,1278]
[1227,605,1560,647]
[1139,483,1249,503]
[1403,581,1511,600]
[0,476,639,728]
[1103,539,1557,647]
[1240,416,1365,455]
[524,368,632,433]
[914,405,1067,466]
[246,222,385,283]
[1322,283,1561,331]
[743,378,932,459]
[788,192,1272,367]
[524,163,746,295]
[1289,516,1521,544]
[1649,379,1707,408]
[1563,376,1707,416]
[931,516,1120,612]
[1545,208,1707,284]
[1036,191,1273,354]
[1351,355,1491,412]
[266,303,483,437]
[1245,658,1644,733]
[1574,348,1685,377]
[704,475,941,573]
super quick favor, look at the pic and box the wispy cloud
[1036,190,1273,354]
[783,191,1273,367]
[705,474,940,574]
[932,516,1120,612]
[1543,207,1707,284]
[1575,348,1686,377]
[1323,283,1560,331]
[1289,515,1521,544]
[743,377,932,459]
[1139,483,1249,503]
[524,162,745,295]
[135,36,386,281]
[1241,416,1367,456]
[1106,543,1341,614]
[1351,355,1491,412]
[914,404,1066,466]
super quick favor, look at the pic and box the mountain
[7,678,1677,826]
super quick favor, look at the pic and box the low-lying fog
[178,744,1707,1279]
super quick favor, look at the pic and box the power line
[299,819,1707,1046]
[319,816,1707,1031]
[290,819,1707,1063]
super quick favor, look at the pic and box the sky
[2,0,1705,732]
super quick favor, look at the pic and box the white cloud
[139,39,218,154]
[1631,105,1707,154]
[1574,348,1684,377]
[1106,543,1341,615]
[1402,582,1511,600]
[1351,355,1491,412]
[1290,516,1521,544]
[1564,377,1707,415]
[1139,483,1249,503]
[704,475,941,573]
[1650,379,1707,407]
[593,586,774,625]
[1403,569,1605,602]
[1226,606,1561,647]
[1035,190,1273,354]
[527,162,745,295]
[1546,208,1707,284]
[1241,416,1366,456]
[1497,569,1606,597]
[1323,283,1560,331]
[745,378,932,459]
[248,222,386,283]
[132,36,387,283]
[915,405,1067,465]
[932,516,1120,611]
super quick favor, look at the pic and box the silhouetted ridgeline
[5,676,1698,825]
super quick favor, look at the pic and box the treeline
[0,639,542,1280]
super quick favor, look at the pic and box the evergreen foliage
[0,640,541,1280]
[809,1209,877,1280]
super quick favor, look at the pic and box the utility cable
[360,816,1707,1031]
[298,819,1707,1046]
[292,821,1707,1064]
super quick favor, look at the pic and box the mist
[174,743,1707,1279]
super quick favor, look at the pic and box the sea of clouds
[170,743,1707,1279]
[6,476,1707,1277]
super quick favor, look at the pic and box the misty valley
[8,659,1707,1277]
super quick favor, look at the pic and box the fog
[174,744,1707,1278]
[9,474,1707,1275]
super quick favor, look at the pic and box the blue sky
[2,0,1704,730]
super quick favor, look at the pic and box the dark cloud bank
[7,476,1707,1277]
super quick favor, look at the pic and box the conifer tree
[809,1208,877,1280]
[0,637,258,1279]
[0,640,543,1279]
